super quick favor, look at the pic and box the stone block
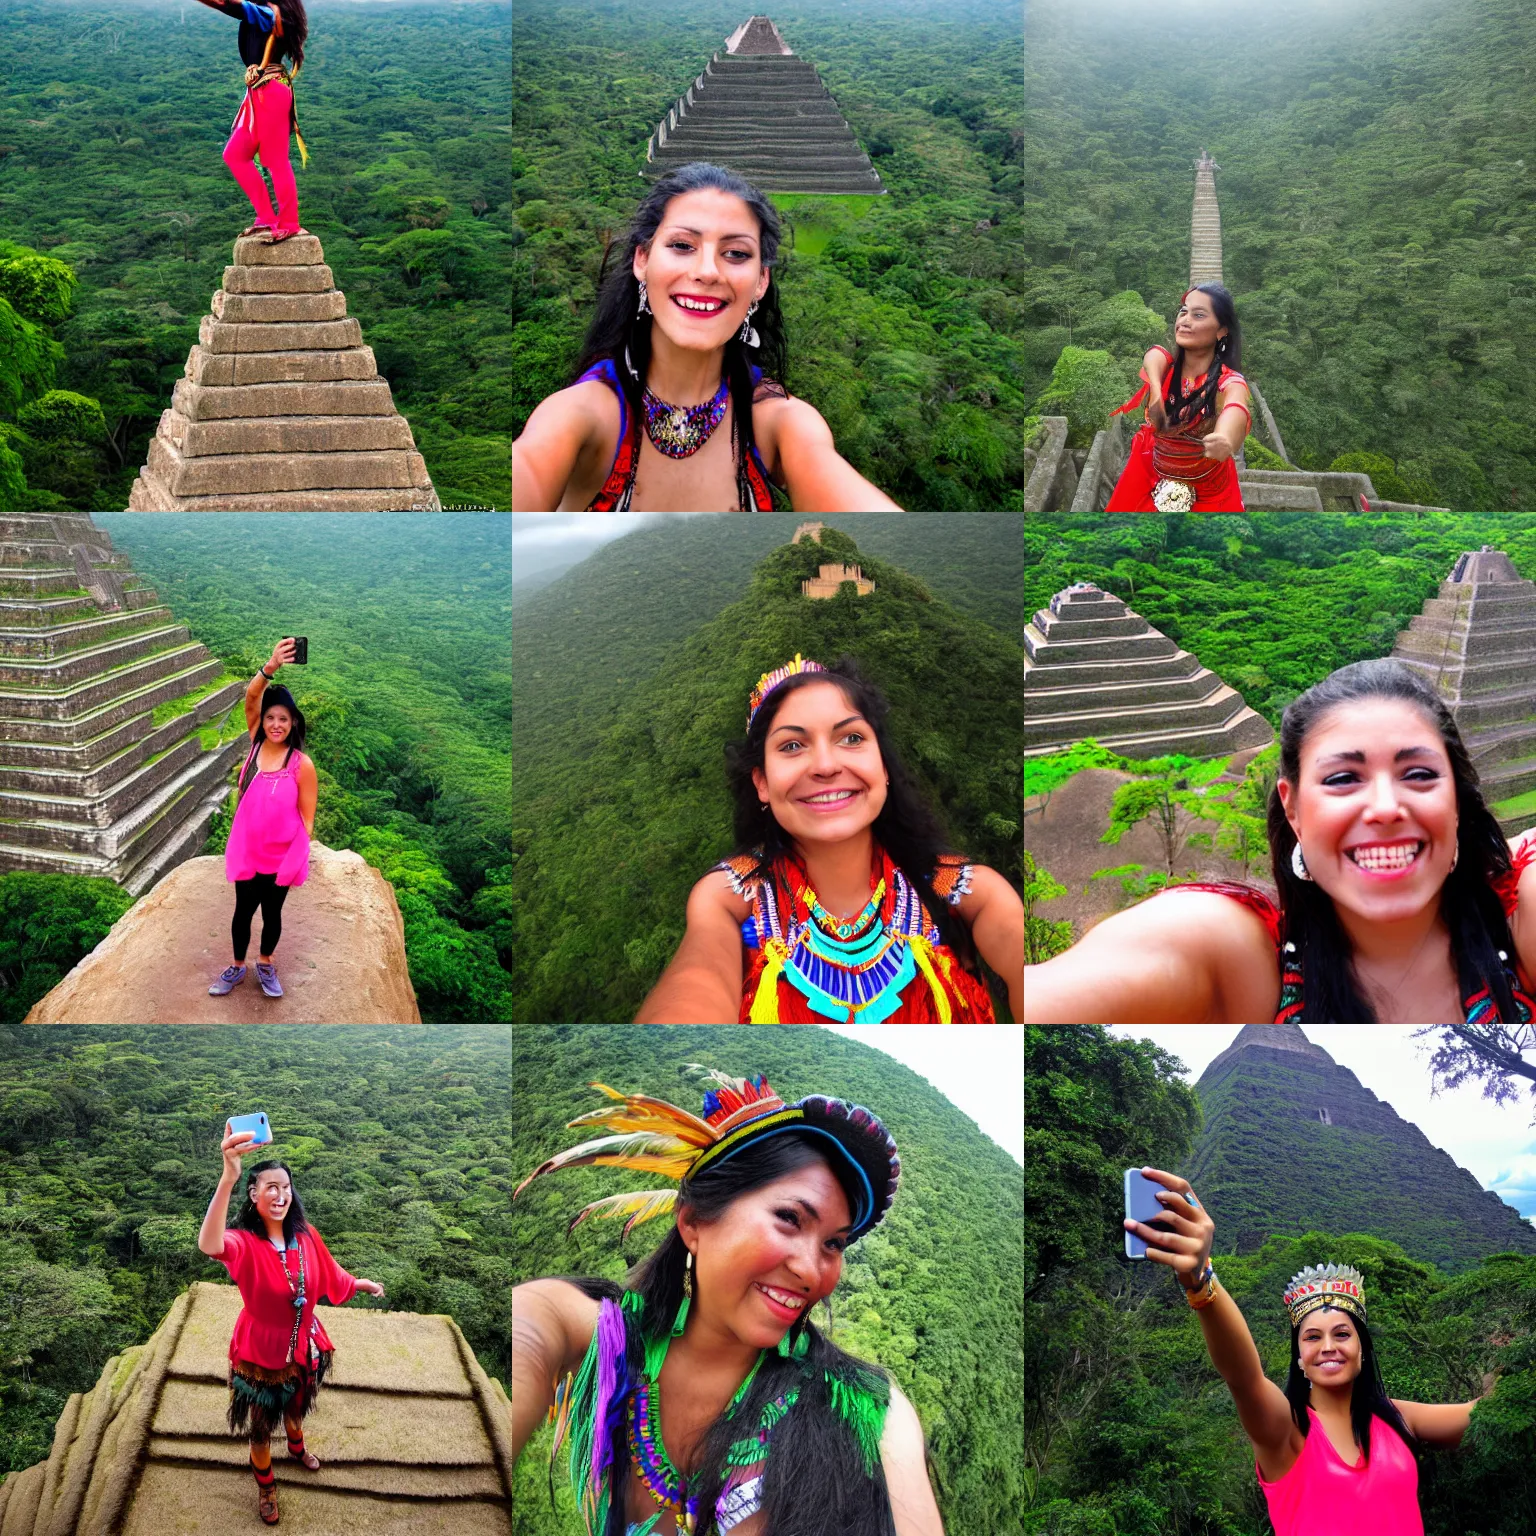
[232,232,325,265]
[162,409,416,458]
[198,315,364,354]
[185,343,380,386]
[211,289,349,324]
[173,377,398,420]
[148,437,429,497]
[128,472,441,511]
[222,262,335,294]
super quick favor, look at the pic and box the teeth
[757,1284,806,1310]
[674,295,725,312]
[1348,842,1422,870]
[804,791,854,803]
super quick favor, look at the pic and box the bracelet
[1181,1259,1218,1309]
[260,666,275,680]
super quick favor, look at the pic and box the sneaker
[255,962,284,999]
[209,964,247,996]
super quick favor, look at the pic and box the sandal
[265,227,306,245]
[258,1486,280,1525]
[286,1434,321,1471]
[239,223,272,238]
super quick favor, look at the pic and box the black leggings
[232,872,290,961]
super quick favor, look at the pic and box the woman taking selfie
[209,638,317,1002]
[1125,1165,1497,1535]
[199,1126,386,1525]
[1025,659,1536,1022]
[511,1067,945,1535]
[634,655,1023,1023]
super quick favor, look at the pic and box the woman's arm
[511,387,603,511]
[1023,888,1279,1024]
[1142,346,1170,429]
[958,866,1022,1021]
[1203,383,1251,461]
[296,755,317,838]
[1507,830,1536,980]
[633,871,746,1023]
[774,399,902,511]
[1389,1394,1487,1448]
[198,1129,256,1255]
[247,638,295,736]
[882,1385,945,1536]
[511,1278,601,1463]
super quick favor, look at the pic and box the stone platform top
[1449,546,1523,584]
[726,14,794,53]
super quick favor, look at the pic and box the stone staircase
[1191,150,1224,285]
[127,232,440,510]
[1025,583,1274,760]
[1390,546,1536,834]
[0,515,246,892]
[645,30,885,195]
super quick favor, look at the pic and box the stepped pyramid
[0,515,246,893]
[644,15,885,194]
[0,1281,512,1535]
[1024,582,1274,759]
[1391,545,1536,835]
[1186,1022,1536,1273]
[128,233,440,510]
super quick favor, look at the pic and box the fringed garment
[228,1348,333,1439]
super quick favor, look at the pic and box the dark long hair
[723,656,980,970]
[1266,658,1520,1022]
[237,684,308,792]
[1164,282,1242,431]
[1283,1309,1418,1464]
[568,162,789,485]
[231,1159,312,1248]
[564,1133,903,1536]
[272,0,307,70]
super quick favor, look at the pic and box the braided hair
[1163,283,1241,431]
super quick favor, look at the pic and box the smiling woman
[1025,658,1536,1023]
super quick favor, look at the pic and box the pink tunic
[1258,1408,1422,1536]
[225,742,310,886]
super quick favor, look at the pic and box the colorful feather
[566,1085,717,1148]
[513,1131,699,1201]
[565,1187,679,1238]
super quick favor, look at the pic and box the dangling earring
[1291,842,1314,882]
[623,345,639,382]
[672,1250,693,1337]
[1450,841,1460,872]
[739,300,760,348]
[636,278,651,316]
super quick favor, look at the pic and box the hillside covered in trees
[1025,0,1536,509]
[0,1025,510,1484]
[513,0,1025,510]
[512,521,1024,1021]
[512,1024,1023,1536]
[0,0,511,511]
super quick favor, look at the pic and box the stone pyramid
[1025,582,1274,759]
[1391,545,1536,834]
[0,1281,512,1535]
[644,15,885,194]
[127,232,440,510]
[0,514,246,893]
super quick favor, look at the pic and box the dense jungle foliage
[1025,0,1536,509]
[511,1024,1024,1536]
[0,0,511,511]
[511,522,1024,1022]
[512,0,1026,510]
[0,1025,511,1482]
[1026,1026,1536,1536]
[0,514,511,1024]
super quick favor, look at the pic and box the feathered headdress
[747,653,827,732]
[514,1066,900,1242]
[1283,1262,1368,1328]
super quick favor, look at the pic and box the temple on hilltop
[0,516,246,892]
[1391,546,1536,834]
[802,562,873,599]
[792,520,826,544]
[644,16,885,194]
[1024,582,1273,759]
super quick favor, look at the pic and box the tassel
[551,1297,628,1536]
[295,126,309,168]
[824,1369,889,1478]
[908,936,954,1024]
[748,939,790,1023]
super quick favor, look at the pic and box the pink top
[225,741,310,886]
[214,1226,357,1371]
[1258,1408,1422,1536]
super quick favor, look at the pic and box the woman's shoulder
[1217,365,1249,393]
[699,856,757,921]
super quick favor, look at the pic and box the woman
[195,0,310,245]
[635,655,1023,1023]
[1124,1165,1497,1535]
[1024,659,1536,1022]
[511,1067,945,1535]
[511,161,903,512]
[198,1126,386,1525]
[209,638,318,1002]
[1105,282,1251,512]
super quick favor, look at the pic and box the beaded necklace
[276,1235,308,1364]
[642,378,730,459]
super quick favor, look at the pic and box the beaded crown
[747,653,826,732]
[1283,1262,1368,1328]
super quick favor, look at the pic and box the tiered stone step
[1025,584,1274,760]
[0,517,246,891]
[127,233,440,511]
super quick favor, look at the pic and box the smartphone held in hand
[227,1111,272,1146]
[1124,1167,1174,1259]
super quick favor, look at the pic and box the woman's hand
[220,1129,260,1183]
[354,1278,386,1298]
[1202,432,1235,461]
[1123,1166,1215,1283]
[267,637,297,674]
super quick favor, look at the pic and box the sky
[827,1025,1023,1166]
[510,513,676,583]
[1107,1025,1536,1225]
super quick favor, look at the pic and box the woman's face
[263,706,292,744]
[1174,289,1227,355]
[681,1158,851,1351]
[250,1168,293,1226]
[751,681,887,849]
[1298,1308,1363,1387]
[1277,697,1459,927]
[633,188,771,357]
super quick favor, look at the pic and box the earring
[636,278,651,316]
[672,1251,693,1338]
[1450,843,1460,872]
[623,344,639,382]
[1291,842,1314,882]
[739,300,760,348]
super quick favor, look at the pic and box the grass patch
[1492,786,1536,819]
[149,672,241,728]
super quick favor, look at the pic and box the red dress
[216,1226,357,1372]
[1105,344,1251,511]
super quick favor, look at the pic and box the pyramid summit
[128,232,440,511]
[644,16,885,195]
